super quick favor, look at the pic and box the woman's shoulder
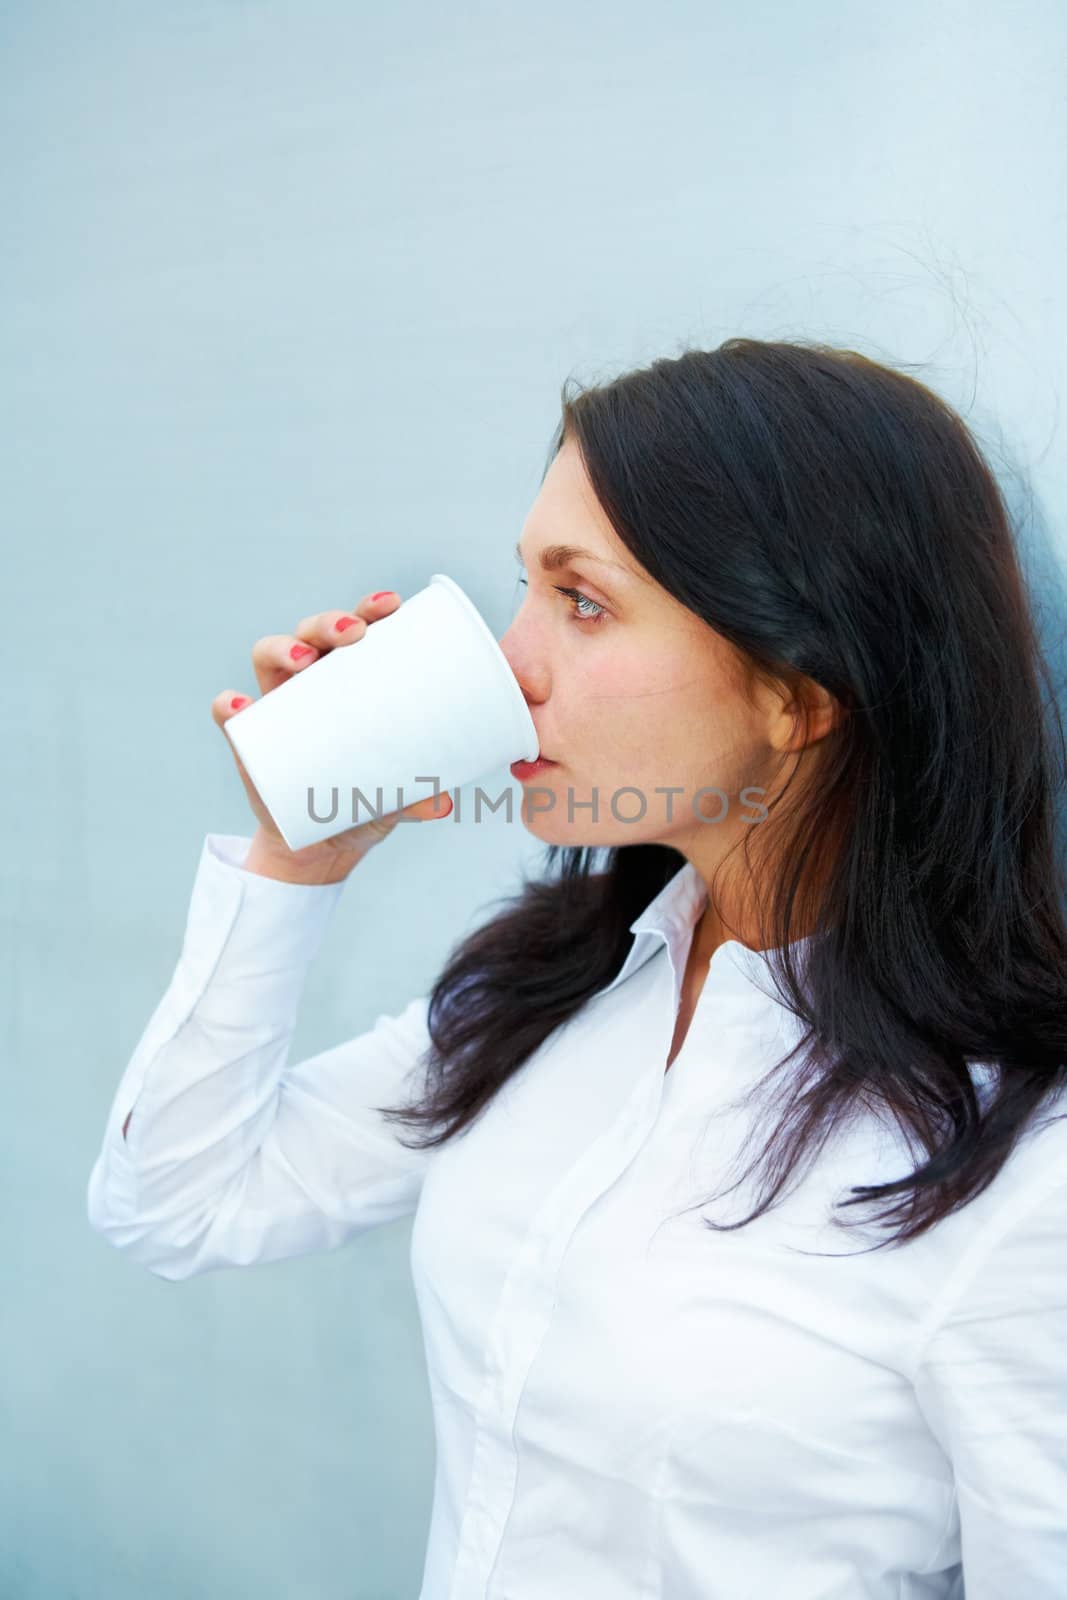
[968,1063,1067,1195]
[929,1071,1067,1283]
[846,1066,1067,1270]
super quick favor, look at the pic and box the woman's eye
[516,576,606,626]
[558,586,607,624]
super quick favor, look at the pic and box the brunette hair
[373,337,1067,1249]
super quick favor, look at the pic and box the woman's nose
[498,619,548,703]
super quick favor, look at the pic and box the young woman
[88,339,1067,1598]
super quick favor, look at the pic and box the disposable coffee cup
[224,572,540,851]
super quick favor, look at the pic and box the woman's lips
[509,756,559,779]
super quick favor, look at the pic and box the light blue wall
[4,1,1065,1595]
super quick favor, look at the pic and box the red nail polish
[335,616,360,632]
[290,644,315,659]
[230,696,251,710]
[371,592,394,601]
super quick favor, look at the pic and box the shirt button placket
[451,957,674,1597]
[450,1224,550,1594]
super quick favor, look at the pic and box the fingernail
[334,616,360,633]
[290,644,315,659]
[371,592,395,602]
[230,696,251,710]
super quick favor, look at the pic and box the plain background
[4,2,1066,1595]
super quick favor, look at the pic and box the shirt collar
[597,858,818,1000]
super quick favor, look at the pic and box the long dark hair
[374,337,1067,1249]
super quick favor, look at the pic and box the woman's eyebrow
[513,538,639,581]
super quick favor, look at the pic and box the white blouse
[87,832,1067,1599]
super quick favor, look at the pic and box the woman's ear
[770,679,846,754]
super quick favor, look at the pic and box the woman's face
[497,436,803,875]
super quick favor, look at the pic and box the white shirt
[87,832,1067,1599]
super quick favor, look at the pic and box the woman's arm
[87,832,434,1281]
[912,1149,1067,1593]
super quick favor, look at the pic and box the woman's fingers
[249,591,401,696]
[210,690,255,728]
[211,589,410,854]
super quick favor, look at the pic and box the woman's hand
[211,589,452,882]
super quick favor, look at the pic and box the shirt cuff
[172,832,349,1013]
[93,831,350,1205]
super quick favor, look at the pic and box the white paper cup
[223,573,540,851]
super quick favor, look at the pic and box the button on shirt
[87,833,1067,1598]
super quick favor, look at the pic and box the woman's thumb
[406,789,453,821]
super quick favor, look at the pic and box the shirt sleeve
[86,832,436,1282]
[912,1147,1067,1593]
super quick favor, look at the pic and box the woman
[88,339,1067,1597]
